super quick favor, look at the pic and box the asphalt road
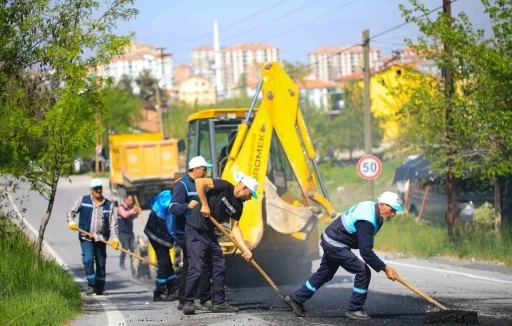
[2,175,512,326]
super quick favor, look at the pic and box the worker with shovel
[181,173,258,315]
[66,178,120,296]
[284,191,401,320]
[169,156,214,311]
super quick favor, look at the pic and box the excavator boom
[220,62,336,250]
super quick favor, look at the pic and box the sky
[115,0,493,66]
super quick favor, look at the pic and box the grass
[0,219,82,326]
[375,216,512,266]
[316,157,512,266]
[319,157,404,213]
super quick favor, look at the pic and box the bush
[473,202,494,226]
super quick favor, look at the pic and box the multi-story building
[221,43,279,93]
[190,42,279,99]
[173,75,217,106]
[191,45,215,83]
[308,45,380,81]
[173,63,192,85]
[92,41,174,95]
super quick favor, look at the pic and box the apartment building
[92,41,174,95]
[191,45,215,83]
[308,45,380,81]
[191,42,279,99]
[173,63,192,84]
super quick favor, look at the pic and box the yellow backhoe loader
[173,62,338,285]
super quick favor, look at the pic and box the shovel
[396,276,478,324]
[207,215,288,305]
[76,228,157,267]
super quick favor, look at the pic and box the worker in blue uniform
[284,191,402,320]
[169,156,214,311]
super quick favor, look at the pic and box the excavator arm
[221,62,337,250]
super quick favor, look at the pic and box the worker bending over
[285,191,402,320]
[182,173,258,315]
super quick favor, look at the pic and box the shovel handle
[77,228,157,267]
[396,276,447,310]
[134,195,145,225]
[206,215,283,296]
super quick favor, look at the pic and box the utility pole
[443,0,458,237]
[154,47,165,139]
[362,29,374,200]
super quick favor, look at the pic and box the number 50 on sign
[356,155,382,180]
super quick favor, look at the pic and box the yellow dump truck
[108,133,182,206]
[173,62,338,285]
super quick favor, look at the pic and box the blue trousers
[184,224,226,305]
[292,240,372,311]
[149,238,177,295]
[80,239,107,290]
[176,234,212,305]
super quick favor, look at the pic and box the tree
[237,73,248,98]
[282,60,311,83]
[117,74,133,93]
[0,0,138,269]
[102,86,143,134]
[394,0,512,234]
[135,69,168,104]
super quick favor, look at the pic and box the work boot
[153,292,177,302]
[345,309,371,320]
[194,299,213,311]
[85,287,96,296]
[211,302,239,313]
[96,289,109,295]
[284,295,306,316]
[182,302,195,315]
[177,302,184,311]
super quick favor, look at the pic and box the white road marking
[7,191,126,326]
[384,260,512,285]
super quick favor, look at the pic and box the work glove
[92,233,104,242]
[111,239,120,250]
[68,221,78,231]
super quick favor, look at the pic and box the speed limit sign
[357,155,382,180]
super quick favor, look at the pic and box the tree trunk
[494,180,502,232]
[34,182,58,271]
[446,170,459,238]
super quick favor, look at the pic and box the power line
[221,0,325,43]
[176,0,291,46]
[262,0,361,42]
[370,0,458,40]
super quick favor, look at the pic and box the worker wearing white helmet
[285,191,402,320]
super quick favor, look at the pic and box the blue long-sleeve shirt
[169,174,195,233]
[323,202,386,272]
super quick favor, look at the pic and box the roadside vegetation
[375,216,512,266]
[317,157,512,267]
[0,218,82,326]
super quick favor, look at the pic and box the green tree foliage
[135,69,168,103]
[300,81,383,161]
[103,86,143,134]
[0,0,138,268]
[393,0,512,232]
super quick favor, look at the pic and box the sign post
[357,155,382,199]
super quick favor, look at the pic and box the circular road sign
[357,155,382,180]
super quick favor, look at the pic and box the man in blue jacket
[67,178,119,296]
[284,191,402,320]
[169,156,214,311]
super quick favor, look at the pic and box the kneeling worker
[285,191,402,320]
[182,173,258,315]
